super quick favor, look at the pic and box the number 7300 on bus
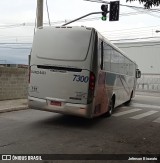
[28,26,141,118]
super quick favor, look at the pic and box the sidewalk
[0,99,28,113]
[136,90,160,97]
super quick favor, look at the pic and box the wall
[115,40,160,74]
[137,73,160,92]
[0,67,28,100]
[115,41,160,93]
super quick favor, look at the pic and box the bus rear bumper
[28,96,92,118]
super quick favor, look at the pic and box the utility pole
[37,0,43,28]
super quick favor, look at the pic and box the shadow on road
[32,113,112,130]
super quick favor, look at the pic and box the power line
[0,35,32,38]
[0,46,31,50]
[0,21,160,38]
[84,0,160,12]
[1,35,160,46]
[111,36,160,42]
[0,1,159,30]
[120,4,160,12]
[0,23,26,29]
[101,25,160,33]
[0,25,159,43]
[0,43,32,44]
[83,0,160,19]
[100,25,160,39]
[103,29,157,37]
[0,11,159,29]
[116,43,160,48]
[84,0,109,4]
[46,0,51,26]
[128,4,160,18]
[0,3,159,28]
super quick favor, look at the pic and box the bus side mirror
[136,69,141,78]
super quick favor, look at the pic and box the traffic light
[109,1,120,21]
[101,5,108,21]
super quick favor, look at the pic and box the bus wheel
[104,98,114,117]
[125,91,133,105]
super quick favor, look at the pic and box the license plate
[50,101,62,106]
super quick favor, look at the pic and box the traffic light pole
[62,1,119,26]
[62,12,105,26]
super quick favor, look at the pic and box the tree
[126,0,160,9]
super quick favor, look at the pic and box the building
[115,40,160,74]
[115,40,160,92]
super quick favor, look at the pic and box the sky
[0,0,160,64]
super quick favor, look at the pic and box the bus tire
[125,91,133,105]
[104,97,114,117]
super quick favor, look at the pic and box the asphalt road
[0,94,160,162]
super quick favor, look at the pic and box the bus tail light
[87,72,96,104]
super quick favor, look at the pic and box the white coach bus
[28,26,141,118]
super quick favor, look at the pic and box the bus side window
[100,41,104,70]
[104,43,111,71]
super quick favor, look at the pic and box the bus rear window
[34,28,92,61]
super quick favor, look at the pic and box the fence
[137,73,160,92]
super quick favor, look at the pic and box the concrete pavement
[0,99,28,113]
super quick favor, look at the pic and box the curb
[136,91,160,97]
[0,105,28,113]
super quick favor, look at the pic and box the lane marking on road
[153,117,160,123]
[113,109,142,117]
[130,103,160,109]
[130,110,158,120]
